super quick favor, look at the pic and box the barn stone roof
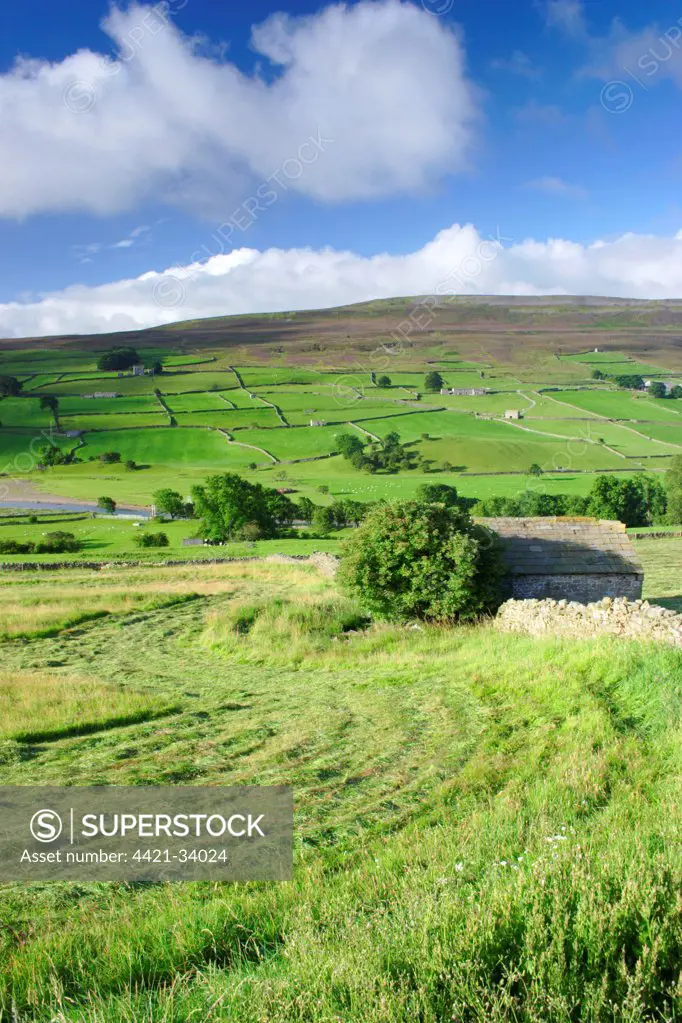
[477,517,643,576]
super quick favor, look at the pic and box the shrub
[99,451,121,464]
[34,532,81,553]
[124,459,137,471]
[0,540,35,554]
[339,500,504,623]
[134,532,170,548]
[235,522,264,541]
[39,443,68,467]
[97,497,116,514]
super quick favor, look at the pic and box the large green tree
[586,473,666,527]
[666,456,682,525]
[192,473,294,541]
[424,371,444,392]
[0,376,22,397]
[153,488,185,519]
[39,396,60,425]
[335,432,365,460]
[97,347,140,372]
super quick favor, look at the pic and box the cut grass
[0,557,680,1018]
[0,669,177,743]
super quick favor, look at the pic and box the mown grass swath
[0,558,679,1019]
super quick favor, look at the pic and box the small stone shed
[478,516,644,603]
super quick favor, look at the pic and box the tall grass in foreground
[0,585,681,1020]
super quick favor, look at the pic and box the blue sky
[1,0,682,336]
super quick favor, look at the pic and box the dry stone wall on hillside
[495,596,682,647]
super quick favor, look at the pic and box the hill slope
[3,295,682,372]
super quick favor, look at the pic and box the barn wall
[510,573,643,604]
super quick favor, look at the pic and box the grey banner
[0,786,293,881]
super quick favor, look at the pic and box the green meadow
[0,335,680,525]
[0,542,679,1019]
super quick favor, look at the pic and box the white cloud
[545,0,587,39]
[513,101,569,125]
[583,17,682,87]
[490,50,542,79]
[4,223,682,339]
[526,176,587,198]
[0,0,478,219]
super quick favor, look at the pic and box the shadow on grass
[0,611,111,642]
[9,705,182,745]
[651,595,682,613]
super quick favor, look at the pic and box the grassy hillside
[0,554,680,1020]
[3,297,682,517]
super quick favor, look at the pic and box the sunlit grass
[0,560,681,1019]
[0,669,176,743]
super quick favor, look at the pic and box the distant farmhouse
[441,387,489,397]
[644,379,679,394]
[81,391,120,399]
[309,419,326,426]
[132,364,145,376]
[479,517,643,603]
[504,409,521,419]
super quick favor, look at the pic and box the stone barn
[479,517,643,603]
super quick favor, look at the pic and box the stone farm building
[479,517,643,603]
[440,387,489,397]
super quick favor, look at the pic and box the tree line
[591,369,682,398]
[473,469,682,528]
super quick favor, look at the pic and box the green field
[0,546,680,1018]
[547,388,681,421]
[61,413,168,432]
[0,514,345,566]
[560,351,674,376]
[0,397,53,428]
[164,391,235,413]
[3,327,682,514]
[57,395,162,415]
[175,409,281,430]
[77,428,234,466]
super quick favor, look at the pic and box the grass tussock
[203,593,370,662]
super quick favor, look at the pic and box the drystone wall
[495,596,682,647]
[508,572,643,603]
